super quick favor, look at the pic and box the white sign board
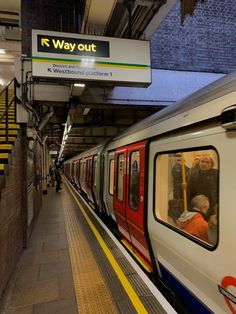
[32,29,151,86]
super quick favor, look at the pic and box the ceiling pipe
[124,0,135,38]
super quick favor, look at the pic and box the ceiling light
[74,83,85,87]
[0,49,6,54]
[67,125,72,133]
[83,108,90,116]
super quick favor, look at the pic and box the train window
[117,154,124,202]
[93,157,97,187]
[83,161,86,180]
[129,151,140,210]
[89,159,92,182]
[80,161,83,179]
[109,159,114,195]
[85,160,88,181]
[155,149,219,247]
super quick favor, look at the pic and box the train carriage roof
[65,71,236,161]
[106,70,236,149]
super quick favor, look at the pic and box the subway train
[64,71,236,314]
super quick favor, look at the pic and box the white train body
[64,72,236,313]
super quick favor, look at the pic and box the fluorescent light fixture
[74,83,85,88]
[0,79,3,86]
[65,135,68,140]
[67,125,72,133]
[83,108,90,116]
[81,58,95,68]
[0,49,6,54]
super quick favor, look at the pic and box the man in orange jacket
[177,194,209,242]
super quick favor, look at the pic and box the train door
[80,159,86,194]
[126,141,152,270]
[85,157,93,202]
[75,160,81,189]
[114,140,153,271]
[91,155,99,209]
[106,151,116,221]
[114,147,130,242]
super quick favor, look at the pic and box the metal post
[14,79,17,123]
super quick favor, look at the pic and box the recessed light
[74,83,85,87]
[0,49,6,54]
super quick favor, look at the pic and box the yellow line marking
[64,178,148,314]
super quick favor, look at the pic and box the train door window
[86,159,90,181]
[79,161,83,179]
[117,154,125,202]
[83,161,86,180]
[154,148,219,247]
[89,159,92,183]
[87,159,90,181]
[129,151,140,210]
[109,159,114,195]
[93,156,97,187]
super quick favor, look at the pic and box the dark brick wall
[0,132,43,298]
[151,0,236,73]
[21,0,85,56]
[0,133,25,298]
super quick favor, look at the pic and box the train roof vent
[221,105,236,130]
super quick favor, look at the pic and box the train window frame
[93,156,97,187]
[83,161,86,180]
[79,160,83,180]
[153,146,219,250]
[128,150,140,211]
[116,153,125,202]
[88,159,92,183]
[109,159,114,196]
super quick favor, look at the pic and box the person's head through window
[194,156,200,167]
[190,194,209,215]
[199,156,214,171]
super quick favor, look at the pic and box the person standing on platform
[55,166,62,192]
[49,165,55,187]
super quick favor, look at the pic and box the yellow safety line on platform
[62,184,118,313]
[64,178,148,314]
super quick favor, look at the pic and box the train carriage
[64,71,236,314]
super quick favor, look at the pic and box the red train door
[114,147,131,243]
[114,140,153,272]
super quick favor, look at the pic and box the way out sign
[32,29,151,87]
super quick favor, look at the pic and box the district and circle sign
[32,29,151,86]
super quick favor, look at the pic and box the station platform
[0,178,176,314]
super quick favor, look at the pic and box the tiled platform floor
[0,186,78,314]
[0,180,174,314]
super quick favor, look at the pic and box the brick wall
[21,0,85,56]
[0,132,25,298]
[0,130,44,299]
[151,0,236,73]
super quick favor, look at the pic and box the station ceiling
[0,0,204,160]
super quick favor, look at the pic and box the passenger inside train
[155,149,219,245]
[187,155,218,219]
[176,194,209,242]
